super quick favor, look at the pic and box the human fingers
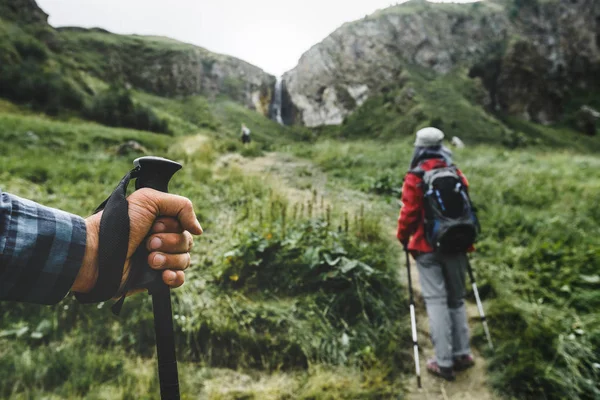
[147,231,193,253]
[129,189,202,235]
[148,252,191,271]
[151,217,183,234]
[162,270,185,288]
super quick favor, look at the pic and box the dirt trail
[218,150,499,399]
[178,133,210,155]
[216,152,373,213]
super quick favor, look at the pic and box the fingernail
[154,254,166,267]
[150,237,162,250]
[155,222,166,232]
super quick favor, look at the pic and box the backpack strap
[407,165,425,178]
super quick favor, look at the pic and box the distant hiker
[397,127,479,381]
[241,123,251,144]
[451,136,465,149]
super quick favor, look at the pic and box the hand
[400,239,409,251]
[72,188,203,294]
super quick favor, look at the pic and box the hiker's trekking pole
[133,156,183,400]
[466,258,494,351]
[405,249,422,389]
[75,156,183,400]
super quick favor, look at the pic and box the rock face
[283,0,600,126]
[0,0,275,116]
[58,29,275,115]
[576,105,600,135]
[0,0,49,24]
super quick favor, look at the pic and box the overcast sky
[37,0,478,76]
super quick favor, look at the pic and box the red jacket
[396,158,470,253]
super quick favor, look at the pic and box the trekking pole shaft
[406,250,422,389]
[152,285,180,400]
[467,259,494,350]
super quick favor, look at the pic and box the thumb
[129,188,203,235]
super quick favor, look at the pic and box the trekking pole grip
[134,156,182,400]
[132,156,182,292]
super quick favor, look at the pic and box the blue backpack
[409,164,480,253]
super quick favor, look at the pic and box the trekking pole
[405,249,422,389]
[466,257,494,351]
[133,156,183,400]
[76,156,183,400]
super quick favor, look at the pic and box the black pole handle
[133,156,182,400]
[130,157,182,293]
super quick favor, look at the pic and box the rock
[24,131,39,142]
[0,0,48,24]
[575,106,600,136]
[56,29,275,116]
[283,0,600,127]
[117,140,148,155]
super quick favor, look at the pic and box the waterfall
[273,77,284,125]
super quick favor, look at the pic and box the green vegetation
[1,1,600,398]
[3,71,600,397]
[287,138,600,399]
[0,19,85,115]
[0,98,407,398]
[84,86,171,134]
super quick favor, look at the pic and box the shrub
[0,61,85,115]
[365,173,403,197]
[84,86,171,134]
[201,201,408,370]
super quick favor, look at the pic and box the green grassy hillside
[2,91,599,398]
[1,1,600,398]
[320,66,600,153]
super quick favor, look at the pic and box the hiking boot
[426,359,456,381]
[453,354,475,371]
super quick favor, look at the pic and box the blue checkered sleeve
[0,189,87,305]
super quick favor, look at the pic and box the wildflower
[229,274,239,282]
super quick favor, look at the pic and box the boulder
[117,140,148,156]
[575,106,600,136]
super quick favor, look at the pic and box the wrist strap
[74,167,139,310]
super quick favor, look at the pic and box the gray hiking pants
[415,252,471,368]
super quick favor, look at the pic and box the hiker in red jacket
[397,127,475,381]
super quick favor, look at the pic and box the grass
[2,3,600,396]
[287,137,600,399]
[4,84,599,398]
[0,100,409,399]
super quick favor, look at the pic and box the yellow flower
[265,233,273,240]
[229,274,239,282]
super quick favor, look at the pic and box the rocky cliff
[57,29,275,115]
[283,0,600,127]
[0,0,274,116]
[0,0,48,24]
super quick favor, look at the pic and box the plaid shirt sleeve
[0,189,87,305]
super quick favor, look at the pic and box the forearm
[71,216,99,293]
[0,191,87,305]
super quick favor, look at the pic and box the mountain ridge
[0,0,275,117]
[282,0,600,130]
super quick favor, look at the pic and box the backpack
[409,164,480,253]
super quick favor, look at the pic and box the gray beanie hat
[415,127,445,147]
